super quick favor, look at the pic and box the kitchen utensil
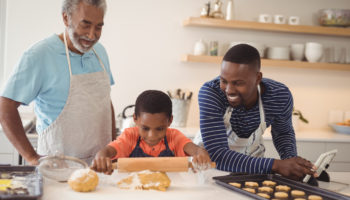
[319,9,350,27]
[213,173,350,200]
[330,124,350,135]
[115,105,135,133]
[303,149,338,183]
[290,43,305,61]
[171,98,191,127]
[37,155,88,182]
[116,157,216,172]
[305,42,323,63]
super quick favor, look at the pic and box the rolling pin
[115,157,216,172]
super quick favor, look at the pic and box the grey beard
[67,27,92,53]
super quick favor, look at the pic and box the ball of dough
[68,168,99,192]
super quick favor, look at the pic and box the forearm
[183,142,199,156]
[271,127,297,159]
[96,145,117,159]
[0,97,39,164]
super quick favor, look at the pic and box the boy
[91,90,211,174]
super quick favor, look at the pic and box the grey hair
[62,0,107,17]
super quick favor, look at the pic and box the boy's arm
[183,142,211,167]
[91,146,117,175]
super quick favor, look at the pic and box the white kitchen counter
[42,170,350,200]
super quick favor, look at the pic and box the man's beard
[67,25,96,53]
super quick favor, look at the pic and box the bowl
[267,46,290,60]
[319,9,350,27]
[330,123,350,135]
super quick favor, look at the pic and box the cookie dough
[228,182,241,188]
[257,192,270,199]
[117,170,171,191]
[68,169,99,192]
[258,186,273,194]
[308,195,323,200]
[242,187,256,193]
[274,191,289,199]
[275,185,291,192]
[262,180,276,187]
[245,181,259,188]
[291,189,306,198]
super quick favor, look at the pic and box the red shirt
[109,127,192,160]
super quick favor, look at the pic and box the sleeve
[270,91,297,159]
[168,129,192,156]
[1,51,44,105]
[198,83,274,173]
[108,128,137,160]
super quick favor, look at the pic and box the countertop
[42,170,350,200]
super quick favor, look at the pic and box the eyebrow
[81,19,104,26]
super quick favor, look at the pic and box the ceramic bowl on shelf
[267,46,290,60]
[330,123,350,135]
[319,9,350,27]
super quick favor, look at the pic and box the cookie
[258,186,273,194]
[308,195,323,200]
[291,190,306,198]
[245,181,259,188]
[274,191,289,199]
[294,198,306,200]
[257,192,270,199]
[275,185,291,192]
[228,182,241,188]
[262,180,277,187]
[242,187,256,193]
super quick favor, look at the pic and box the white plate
[330,123,350,135]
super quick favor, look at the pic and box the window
[0,0,7,86]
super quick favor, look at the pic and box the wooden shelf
[181,54,350,71]
[183,17,350,37]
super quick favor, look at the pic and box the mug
[274,15,286,24]
[290,43,305,61]
[258,14,272,23]
[288,16,300,25]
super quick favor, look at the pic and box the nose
[225,83,236,94]
[147,130,156,140]
[86,27,97,41]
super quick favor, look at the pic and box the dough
[274,191,289,199]
[258,186,273,194]
[68,169,99,192]
[228,182,241,188]
[242,187,256,193]
[275,185,291,192]
[262,180,276,187]
[117,170,171,191]
[291,189,306,198]
[308,195,323,200]
[244,181,259,188]
[257,192,270,199]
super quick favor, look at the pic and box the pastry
[291,190,306,198]
[245,181,259,188]
[257,192,270,199]
[275,185,291,192]
[242,187,256,193]
[228,182,241,188]
[262,180,276,187]
[68,168,99,192]
[308,195,323,200]
[274,191,289,199]
[258,186,273,194]
[294,198,306,200]
[117,170,171,191]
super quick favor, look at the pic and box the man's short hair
[223,44,261,70]
[62,0,107,17]
[135,90,172,119]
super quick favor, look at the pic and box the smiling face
[134,112,173,147]
[220,61,262,109]
[63,2,104,54]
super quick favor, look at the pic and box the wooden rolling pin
[115,157,216,172]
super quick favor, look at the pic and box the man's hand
[27,154,41,166]
[272,156,316,180]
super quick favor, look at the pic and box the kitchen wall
[2,0,350,129]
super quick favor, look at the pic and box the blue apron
[129,136,175,157]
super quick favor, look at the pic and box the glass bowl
[319,9,350,27]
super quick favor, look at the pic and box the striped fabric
[198,77,297,173]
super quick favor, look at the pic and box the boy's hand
[91,156,114,175]
[192,147,212,171]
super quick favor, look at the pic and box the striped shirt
[198,77,297,173]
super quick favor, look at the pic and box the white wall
[2,0,350,129]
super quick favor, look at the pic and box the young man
[0,0,115,165]
[195,44,315,180]
[92,90,211,174]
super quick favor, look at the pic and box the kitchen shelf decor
[183,17,350,37]
[181,54,350,71]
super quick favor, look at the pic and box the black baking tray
[213,173,350,200]
[0,166,42,200]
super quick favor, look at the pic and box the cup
[305,42,323,63]
[290,43,305,61]
[323,47,335,63]
[194,39,208,56]
[258,14,272,23]
[274,15,286,24]
[288,16,300,25]
[209,41,219,56]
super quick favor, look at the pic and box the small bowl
[319,9,350,27]
[330,123,350,135]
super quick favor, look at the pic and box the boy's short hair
[135,90,172,119]
[223,44,261,71]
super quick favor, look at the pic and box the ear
[133,113,137,122]
[256,72,262,86]
[62,12,69,27]
[168,115,173,126]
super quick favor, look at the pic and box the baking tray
[213,173,350,200]
[0,165,42,200]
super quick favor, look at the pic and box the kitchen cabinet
[182,17,350,71]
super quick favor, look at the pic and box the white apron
[194,85,266,157]
[37,32,112,165]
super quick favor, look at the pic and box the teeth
[228,96,238,101]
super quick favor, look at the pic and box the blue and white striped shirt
[198,77,297,173]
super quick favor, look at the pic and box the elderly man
[195,44,315,180]
[0,0,115,165]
